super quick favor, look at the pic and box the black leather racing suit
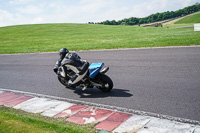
[54,52,89,85]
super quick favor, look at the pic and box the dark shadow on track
[73,88,133,98]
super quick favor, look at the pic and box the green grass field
[0,13,200,54]
[165,11,200,28]
[175,11,200,24]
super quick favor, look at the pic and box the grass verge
[0,106,97,133]
[0,23,199,54]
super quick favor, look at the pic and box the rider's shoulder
[65,52,72,58]
[65,52,80,59]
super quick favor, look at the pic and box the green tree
[96,3,200,25]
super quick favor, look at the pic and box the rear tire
[96,73,113,92]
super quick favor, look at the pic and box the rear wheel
[96,73,113,92]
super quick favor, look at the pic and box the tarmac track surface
[0,46,200,121]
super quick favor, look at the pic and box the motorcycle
[57,62,113,92]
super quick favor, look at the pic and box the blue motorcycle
[57,62,113,92]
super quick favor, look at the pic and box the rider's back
[61,52,85,71]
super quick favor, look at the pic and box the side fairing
[89,63,104,78]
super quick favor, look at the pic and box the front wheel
[96,73,113,92]
[58,76,68,87]
[58,76,76,89]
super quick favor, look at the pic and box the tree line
[88,3,200,25]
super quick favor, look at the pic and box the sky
[0,0,199,27]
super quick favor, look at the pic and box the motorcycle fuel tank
[89,63,104,78]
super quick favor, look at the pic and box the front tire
[58,76,68,87]
[96,73,113,92]
[58,76,76,89]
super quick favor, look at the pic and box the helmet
[59,48,69,59]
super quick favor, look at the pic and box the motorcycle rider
[54,48,89,87]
